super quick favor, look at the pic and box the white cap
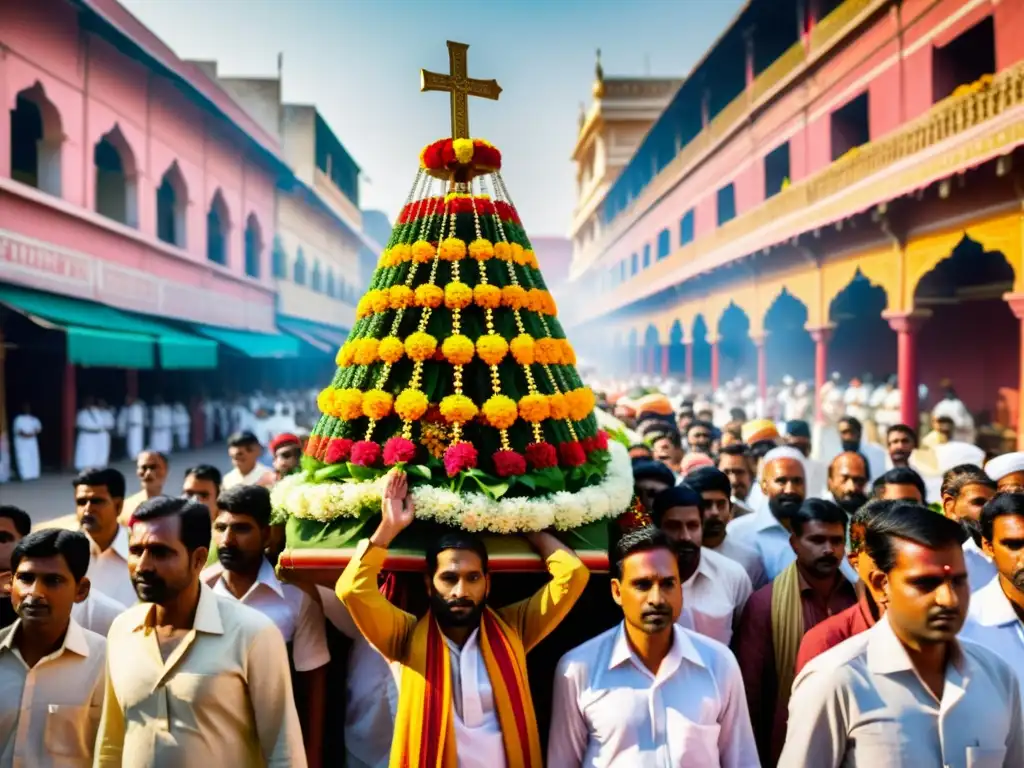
[760,446,806,479]
[985,451,1024,482]
[934,442,985,474]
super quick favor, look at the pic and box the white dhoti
[12,414,42,480]
[74,408,107,470]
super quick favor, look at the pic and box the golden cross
[420,41,502,140]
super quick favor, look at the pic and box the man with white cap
[985,451,1024,493]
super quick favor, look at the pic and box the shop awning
[120,313,218,369]
[192,324,299,359]
[276,318,333,355]
[276,316,350,356]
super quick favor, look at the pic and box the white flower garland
[272,440,634,533]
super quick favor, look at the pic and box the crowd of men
[1,380,1023,766]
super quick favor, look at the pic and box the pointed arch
[94,124,138,227]
[272,236,288,279]
[311,259,323,293]
[293,247,307,285]
[206,189,231,265]
[156,162,187,247]
[244,213,263,278]
[10,82,63,196]
[326,268,336,298]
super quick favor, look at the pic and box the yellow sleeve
[92,642,125,767]
[498,549,589,652]
[335,539,417,662]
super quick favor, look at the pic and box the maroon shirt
[733,569,857,767]
[794,590,878,675]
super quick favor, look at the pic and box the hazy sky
[121,0,745,236]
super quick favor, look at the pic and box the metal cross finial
[420,41,502,140]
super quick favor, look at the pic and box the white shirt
[548,623,759,768]
[711,536,768,590]
[202,559,329,672]
[961,577,1024,691]
[444,628,506,768]
[780,615,1024,768]
[962,538,998,591]
[222,462,275,490]
[85,526,136,608]
[680,548,753,646]
[70,589,125,637]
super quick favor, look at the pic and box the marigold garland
[336,343,355,367]
[501,285,528,309]
[356,296,373,319]
[494,241,511,261]
[354,338,380,366]
[369,289,390,314]
[390,243,411,265]
[414,284,444,309]
[476,334,509,365]
[335,389,365,420]
[468,238,495,261]
[441,334,475,365]
[518,393,551,423]
[405,332,438,361]
[389,285,414,310]
[452,138,474,164]
[548,392,570,420]
[566,388,596,421]
[439,237,466,261]
[510,242,526,265]
[444,282,473,310]
[474,284,501,309]
[362,390,393,420]
[412,240,436,263]
[378,337,405,364]
[440,394,478,424]
[395,388,429,421]
[510,334,535,364]
[482,394,518,429]
[534,338,562,365]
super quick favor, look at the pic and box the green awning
[119,313,218,369]
[276,316,350,357]
[193,324,299,359]
[276,319,333,355]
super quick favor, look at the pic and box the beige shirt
[679,547,753,646]
[84,528,136,609]
[94,582,306,767]
[0,618,106,768]
[779,615,1024,768]
[222,463,276,490]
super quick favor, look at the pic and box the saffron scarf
[770,560,804,705]
[390,607,542,768]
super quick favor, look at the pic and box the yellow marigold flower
[377,250,392,268]
[440,394,478,425]
[395,389,429,421]
[336,343,355,367]
[369,289,390,314]
[389,285,414,310]
[468,238,494,261]
[445,282,473,310]
[548,392,570,420]
[405,331,438,361]
[390,243,411,264]
[362,390,394,420]
[439,237,467,261]
[534,338,561,365]
[452,138,474,164]
[354,338,380,365]
[378,336,405,364]
[493,242,512,261]
[316,387,335,414]
[412,240,436,263]
[483,394,518,429]
[523,249,539,269]
[442,334,475,365]
[501,285,527,310]
[415,284,444,309]
[566,388,596,421]
[336,388,365,420]
[476,334,509,365]
[510,334,535,364]
[526,288,546,313]
[510,243,526,265]
[518,393,551,423]
[474,284,502,309]
[560,340,577,365]
[356,296,373,319]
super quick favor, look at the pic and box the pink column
[809,326,834,424]
[884,311,930,430]
[633,345,643,374]
[685,342,694,383]
[63,362,76,470]
[660,345,670,377]
[710,341,720,391]
[1005,294,1024,450]
[754,337,767,402]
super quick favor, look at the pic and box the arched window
[206,190,230,265]
[339,278,348,302]
[10,82,62,197]
[156,162,187,247]
[326,269,336,297]
[244,214,262,278]
[311,260,323,293]
[293,248,307,285]
[272,236,287,279]
[94,125,138,227]
[657,228,671,260]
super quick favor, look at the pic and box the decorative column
[808,325,834,424]
[883,310,930,431]
[660,344,670,378]
[63,362,77,470]
[754,336,767,402]
[684,341,694,384]
[1005,293,1024,449]
[710,338,720,391]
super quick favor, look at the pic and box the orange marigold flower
[390,243,411,264]
[548,392,570,420]
[439,237,467,261]
[476,334,509,365]
[543,292,558,315]
[414,284,444,309]
[482,394,518,429]
[395,389,429,421]
[356,296,373,319]
[412,240,437,263]
[440,394,478,425]
[444,282,473,310]
[518,393,551,423]
[510,334,535,364]
[335,388,365,420]
[493,242,512,261]
[560,340,577,365]
[378,336,405,363]
[526,288,546,313]
[442,334,475,365]
[566,388,596,421]
[473,284,501,309]
[362,390,394,420]
[369,289,390,314]
[468,238,495,261]
[534,338,561,365]
[336,343,355,367]
[501,285,528,310]
[354,338,380,365]
[510,243,527,265]
[405,332,438,361]
[388,285,414,310]
[523,249,539,269]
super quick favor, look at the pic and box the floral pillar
[808,325,833,424]
[1005,293,1024,449]
[710,338,720,391]
[884,311,930,431]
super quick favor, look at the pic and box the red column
[884,311,930,431]
[660,345,670,377]
[1005,294,1024,450]
[809,326,834,424]
[62,363,76,470]
[684,342,694,383]
[754,337,767,402]
[710,340,720,391]
[125,369,139,400]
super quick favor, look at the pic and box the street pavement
[0,445,232,531]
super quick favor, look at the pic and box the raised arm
[335,471,417,661]
[498,530,590,651]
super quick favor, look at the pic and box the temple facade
[564,0,1024,448]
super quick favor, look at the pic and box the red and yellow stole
[391,607,542,768]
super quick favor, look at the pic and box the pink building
[1,0,298,468]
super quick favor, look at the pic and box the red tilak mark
[942,565,951,574]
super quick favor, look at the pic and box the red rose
[492,450,527,477]
[325,437,354,464]
[383,437,417,466]
[559,441,586,467]
[350,440,381,467]
[525,442,557,469]
[595,430,609,450]
[443,442,478,477]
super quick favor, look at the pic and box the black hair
[849,499,901,551]
[632,460,677,488]
[11,528,91,582]
[72,467,126,499]
[132,496,212,555]
[628,444,653,456]
[717,443,752,461]
[137,450,169,467]
[729,407,747,422]
[934,415,955,426]
[227,430,261,449]
[749,440,777,461]
[687,420,714,437]
[873,466,927,501]
[216,485,272,527]
[652,431,682,450]
[980,492,1024,543]
[864,502,967,573]
[184,464,223,490]
[941,464,996,500]
[611,525,675,579]
[887,424,918,445]
[0,505,31,537]
[790,498,849,537]
[683,466,732,498]
[829,451,871,480]
[426,531,489,576]
[651,483,705,526]
[839,415,863,434]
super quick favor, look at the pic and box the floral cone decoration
[272,138,633,535]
